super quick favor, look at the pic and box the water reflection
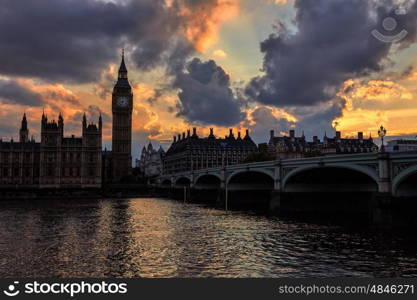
[0,198,416,277]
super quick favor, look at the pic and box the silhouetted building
[268,129,312,159]
[0,53,136,188]
[386,139,417,152]
[268,130,378,159]
[163,128,257,175]
[111,51,133,181]
[0,114,40,186]
[320,131,378,155]
[257,143,269,153]
[0,112,102,188]
[136,143,165,178]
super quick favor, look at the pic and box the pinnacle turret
[118,49,128,78]
[114,49,131,90]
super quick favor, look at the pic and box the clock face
[117,97,128,107]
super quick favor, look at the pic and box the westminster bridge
[157,152,417,224]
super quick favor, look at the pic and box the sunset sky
[1,0,417,160]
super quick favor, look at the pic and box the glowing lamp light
[378,125,387,152]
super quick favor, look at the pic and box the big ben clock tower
[112,51,133,181]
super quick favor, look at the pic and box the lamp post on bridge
[378,125,387,153]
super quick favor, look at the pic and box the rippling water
[0,198,416,278]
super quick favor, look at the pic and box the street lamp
[378,125,387,152]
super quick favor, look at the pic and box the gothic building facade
[0,53,134,189]
[0,112,102,188]
[162,128,258,175]
[136,143,165,178]
[268,129,378,159]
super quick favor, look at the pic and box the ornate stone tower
[112,51,133,181]
[19,113,29,143]
[39,111,63,187]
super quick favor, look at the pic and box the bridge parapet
[159,152,417,197]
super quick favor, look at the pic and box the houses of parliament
[0,52,378,189]
[0,54,133,188]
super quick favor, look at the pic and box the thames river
[0,197,416,278]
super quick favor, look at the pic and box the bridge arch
[194,174,222,190]
[283,165,379,193]
[161,179,172,186]
[174,176,191,187]
[393,165,417,197]
[227,170,274,190]
[195,173,222,183]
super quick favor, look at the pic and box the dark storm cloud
[0,0,190,83]
[0,79,42,106]
[245,106,294,143]
[174,58,245,126]
[0,0,231,84]
[294,102,345,138]
[245,0,417,109]
[399,0,417,46]
[0,0,131,83]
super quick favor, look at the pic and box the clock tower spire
[112,49,133,181]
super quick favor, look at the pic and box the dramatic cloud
[0,79,43,106]
[177,0,240,52]
[332,77,417,137]
[244,106,295,142]
[0,105,27,139]
[174,58,245,126]
[245,0,417,109]
[0,0,128,83]
[294,102,345,138]
[0,0,240,83]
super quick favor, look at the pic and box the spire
[147,142,153,151]
[114,49,131,90]
[98,113,102,131]
[58,112,64,132]
[118,49,128,78]
[20,113,29,142]
[82,112,87,128]
[21,113,27,130]
[41,108,47,126]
